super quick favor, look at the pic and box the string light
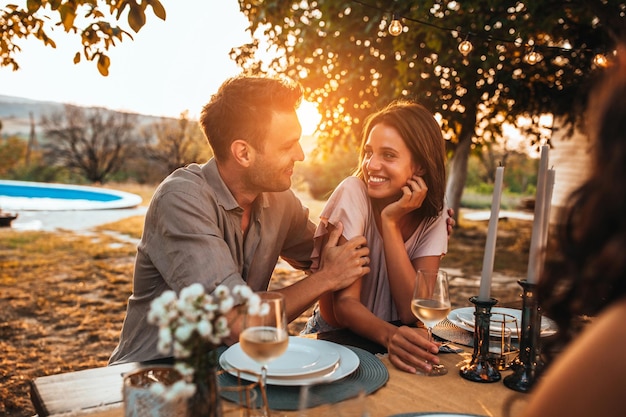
[593,53,609,68]
[458,38,473,56]
[524,48,544,65]
[352,0,607,69]
[388,14,403,36]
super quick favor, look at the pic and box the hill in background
[0,94,170,140]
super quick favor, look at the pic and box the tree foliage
[1,0,166,75]
[232,0,624,215]
[139,111,213,180]
[41,104,140,183]
[0,136,28,177]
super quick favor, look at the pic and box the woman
[519,47,626,417]
[303,100,449,374]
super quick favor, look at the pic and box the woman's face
[361,123,418,201]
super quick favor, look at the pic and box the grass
[0,183,537,417]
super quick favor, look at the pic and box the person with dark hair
[520,47,626,417]
[302,100,449,374]
[109,76,371,365]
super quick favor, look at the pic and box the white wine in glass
[411,269,451,376]
[239,292,288,416]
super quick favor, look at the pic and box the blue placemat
[218,345,388,410]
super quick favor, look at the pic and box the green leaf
[97,54,110,76]
[148,0,166,21]
[127,3,146,33]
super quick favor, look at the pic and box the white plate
[448,307,557,338]
[221,336,340,377]
[220,339,360,386]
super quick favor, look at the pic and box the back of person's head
[199,76,303,161]
[539,44,626,348]
[355,100,446,218]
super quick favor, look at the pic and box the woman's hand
[386,325,441,374]
[381,175,427,224]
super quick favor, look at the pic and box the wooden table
[31,330,530,417]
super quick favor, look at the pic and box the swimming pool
[0,180,143,211]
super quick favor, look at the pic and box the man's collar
[202,158,269,211]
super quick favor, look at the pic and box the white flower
[196,319,213,338]
[174,362,195,379]
[173,340,191,359]
[156,328,173,354]
[233,285,253,299]
[259,301,270,316]
[149,382,166,397]
[214,285,229,299]
[180,283,205,300]
[164,380,196,401]
[160,290,177,304]
[218,297,234,314]
[246,293,262,315]
[174,323,194,343]
[148,283,258,400]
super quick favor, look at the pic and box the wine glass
[239,292,289,416]
[411,269,451,376]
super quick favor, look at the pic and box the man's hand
[318,221,370,292]
[446,207,456,237]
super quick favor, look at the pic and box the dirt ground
[0,209,533,417]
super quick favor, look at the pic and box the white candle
[538,168,556,278]
[478,166,504,301]
[527,146,549,284]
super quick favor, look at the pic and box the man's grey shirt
[109,159,315,364]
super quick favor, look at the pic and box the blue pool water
[0,183,120,202]
[0,180,142,211]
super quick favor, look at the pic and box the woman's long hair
[539,48,626,352]
[353,100,446,218]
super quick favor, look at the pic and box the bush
[296,147,358,200]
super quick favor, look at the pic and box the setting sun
[297,100,322,136]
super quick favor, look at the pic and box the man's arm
[276,222,369,322]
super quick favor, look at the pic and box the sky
[0,1,320,132]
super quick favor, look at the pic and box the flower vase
[187,350,222,417]
[123,367,187,417]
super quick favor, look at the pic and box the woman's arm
[378,175,444,323]
[380,212,441,323]
[331,279,440,374]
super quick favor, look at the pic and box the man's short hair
[199,76,303,161]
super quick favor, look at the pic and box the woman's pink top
[310,176,448,323]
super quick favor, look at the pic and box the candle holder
[459,296,501,383]
[503,279,544,393]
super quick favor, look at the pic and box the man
[109,76,371,365]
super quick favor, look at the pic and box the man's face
[247,110,304,193]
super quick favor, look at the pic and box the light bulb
[458,39,473,56]
[388,16,403,36]
[524,50,543,65]
[593,53,608,68]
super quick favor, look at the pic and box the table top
[30,328,530,417]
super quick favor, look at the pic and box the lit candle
[478,165,504,301]
[527,146,549,284]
